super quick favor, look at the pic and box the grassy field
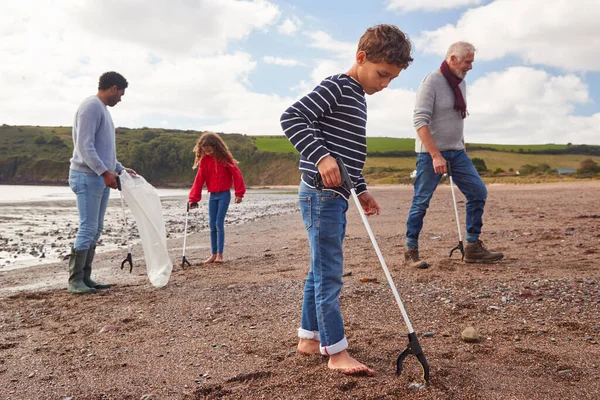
[253,136,416,153]
[468,143,571,151]
[253,136,596,153]
[364,151,599,172]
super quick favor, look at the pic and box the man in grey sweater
[405,42,503,268]
[67,71,136,294]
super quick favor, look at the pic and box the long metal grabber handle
[447,162,464,260]
[117,176,133,273]
[181,202,191,268]
[334,158,414,333]
[337,159,429,382]
[348,186,415,333]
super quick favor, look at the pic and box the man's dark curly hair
[98,71,128,91]
[357,24,413,70]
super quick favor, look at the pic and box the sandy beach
[1,182,599,399]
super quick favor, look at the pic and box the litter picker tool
[117,176,133,272]
[447,162,464,261]
[315,158,430,383]
[181,202,192,269]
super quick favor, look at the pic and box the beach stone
[423,332,435,338]
[408,382,426,390]
[569,307,581,313]
[99,325,122,333]
[558,369,572,375]
[461,327,480,343]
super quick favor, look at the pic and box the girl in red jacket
[188,132,246,264]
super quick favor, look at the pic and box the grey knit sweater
[413,69,467,153]
[69,96,124,176]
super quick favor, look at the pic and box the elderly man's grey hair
[445,42,476,61]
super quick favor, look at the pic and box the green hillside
[1,126,598,186]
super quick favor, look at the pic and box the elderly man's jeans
[69,169,111,251]
[208,190,231,254]
[406,150,487,249]
[297,182,349,355]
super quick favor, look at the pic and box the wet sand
[0,188,299,272]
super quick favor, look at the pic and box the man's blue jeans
[208,190,231,254]
[406,150,487,249]
[297,182,349,356]
[69,169,111,251]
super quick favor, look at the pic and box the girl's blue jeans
[297,182,349,356]
[406,150,487,249]
[69,169,111,251]
[208,190,231,254]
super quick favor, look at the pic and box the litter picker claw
[315,158,430,383]
[116,176,133,272]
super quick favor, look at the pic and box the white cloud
[73,0,280,56]
[263,56,304,67]
[386,0,483,12]
[366,88,417,138]
[305,31,357,60]
[0,0,285,132]
[466,66,598,144]
[415,0,600,72]
[278,17,301,35]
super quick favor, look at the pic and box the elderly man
[404,42,503,269]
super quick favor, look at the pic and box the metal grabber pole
[316,158,430,383]
[117,176,133,272]
[447,162,464,260]
[181,202,191,268]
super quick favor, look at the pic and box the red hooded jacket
[188,156,246,202]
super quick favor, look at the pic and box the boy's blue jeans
[297,182,349,356]
[69,169,111,251]
[406,150,487,249]
[208,190,231,254]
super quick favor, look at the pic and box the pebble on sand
[99,325,122,333]
[461,327,480,343]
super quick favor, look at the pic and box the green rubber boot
[68,248,97,294]
[83,245,111,290]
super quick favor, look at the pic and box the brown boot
[464,240,504,263]
[404,248,429,269]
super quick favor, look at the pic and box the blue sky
[1,0,599,144]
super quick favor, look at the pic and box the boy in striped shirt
[280,24,413,376]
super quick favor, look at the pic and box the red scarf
[440,60,468,119]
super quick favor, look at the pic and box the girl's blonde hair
[192,132,238,169]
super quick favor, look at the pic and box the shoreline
[0,189,300,272]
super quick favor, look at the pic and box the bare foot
[328,350,375,376]
[214,253,224,263]
[296,339,320,355]
[203,255,217,264]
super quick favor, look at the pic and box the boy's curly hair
[192,132,238,169]
[357,24,413,69]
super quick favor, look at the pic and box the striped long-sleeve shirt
[280,73,368,199]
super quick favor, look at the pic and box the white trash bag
[119,171,172,287]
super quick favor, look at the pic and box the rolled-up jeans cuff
[298,328,320,342]
[320,336,348,356]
